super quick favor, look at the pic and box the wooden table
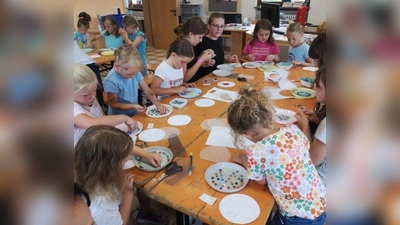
[87,48,115,66]
[130,66,318,224]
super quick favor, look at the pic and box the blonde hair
[287,22,304,33]
[227,85,274,147]
[114,44,144,69]
[74,63,98,94]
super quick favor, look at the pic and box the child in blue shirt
[103,45,166,117]
[119,16,148,77]
[286,22,314,67]
[91,15,124,49]
[74,12,93,48]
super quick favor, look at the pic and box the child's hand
[125,117,138,131]
[118,28,128,37]
[200,49,214,61]
[229,54,238,63]
[207,59,216,67]
[175,86,188,94]
[124,174,135,192]
[265,55,276,61]
[133,104,146,112]
[183,82,195,88]
[303,109,319,124]
[291,61,304,67]
[155,104,167,115]
[247,54,255,61]
[144,151,162,168]
[233,151,248,168]
[294,111,310,130]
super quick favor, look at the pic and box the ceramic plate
[101,50,114,56]
[167,115,192,126]
[205,162,249,193]
[242,62,258,69]
[291,88,316,99]
[98,48,109,52]
[169,98,188,109]
[278,79,297,90]
[134,146,173,172]
[273,108,297,124]
[178,88,202,98]
[217,64,235,71]
[230,63,242,67]
[303,67,318,72]
[265,71,282,82]
[82,48,94,53]
[145,104,173,118]
[115,121,143,136]
[213,69,231,77]
[195,99,215,107]
[258,65,277,72]
[218,81,235,88]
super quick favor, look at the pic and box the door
[145,0,179,50]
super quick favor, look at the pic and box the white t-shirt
[74,41,95,65]
[90,194,123,225]
[315,117,326,184]
[154,60,184,99]
[74,101,103,147]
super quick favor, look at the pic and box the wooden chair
[318,21,326,33]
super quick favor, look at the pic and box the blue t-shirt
[101,30,124,49]
[287,43,310,62]
[128,31,147,65]
[74,31,89,48]
[103,68,144,116]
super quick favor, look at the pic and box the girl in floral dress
[227,86,326,225]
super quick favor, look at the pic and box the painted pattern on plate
[210,168,246,191]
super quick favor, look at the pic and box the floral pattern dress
[246,124,326,220]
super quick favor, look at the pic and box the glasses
[210,24,225,30]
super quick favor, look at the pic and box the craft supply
[189,152,193,176]
[148,162,183,190]
[147,123,154,129]
[199,193,217,206]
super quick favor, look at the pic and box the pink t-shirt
[242,39,280,61]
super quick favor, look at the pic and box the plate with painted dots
[205,162,249,193]
[134,146,173,172]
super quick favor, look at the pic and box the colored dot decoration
[209,168,245,191]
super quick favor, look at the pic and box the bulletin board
[206,0,241,14]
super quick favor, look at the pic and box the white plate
[265,71,282,82]
[217,81,235,88]
[277,62,293,70]
[178,87,202,98]
[205,162,249,193]
[219,194,260,224]
[213,69,231,77]
[291,88,316,99]
[167,115,192,126]
[169,98,188,108]
[134,146,173,172]
[303,66,318,72]
[82,48,93,53]
[194,99,215,107]
[138,128,166,142]
[242,62,258,68]
[115,121,143,136]
[217,64,235,71]
[98,48,109,52]
[273,108,297,125]
[145,104,173,118]
[101,50,114,56]
[278,79,297,90]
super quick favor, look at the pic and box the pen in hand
[189,152,193,176]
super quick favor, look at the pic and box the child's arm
[292,57,314,67]
[131,145,162,167]
[150,76,188,96]
[120,174,135,225]
[265,54,281,63]
[139,80,167,114]
[107,93,146,112]
[294,111,312,142]
[184,49,214,82]
[309,138,326,167]
[90,34,103,43]
[227,54,238,63]
[74,113,137,130]
[120,29,145,47]
[85,39,93,48]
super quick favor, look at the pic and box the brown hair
[227,85,274,147]
[174,17,207,38]
[166,38,194,58]
[309,32,326,67]
[207,13,225,25]
[315,65,326,121]
[75,125,132,201]
[102,15,121,37]
[122,15,140,29]
[251,19,275,47]
[114,44,144,69]
[286,22,304,33]
[77,12,91,29]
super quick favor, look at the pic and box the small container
[169,98,188,109]
[300,77,315,88]
[277,62,293,70]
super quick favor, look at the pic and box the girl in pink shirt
[243,19,281,62]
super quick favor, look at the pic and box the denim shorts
[268,211,326,225]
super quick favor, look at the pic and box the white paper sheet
[202,87,238,103]
[219,194,260,224]
[206,126,253,149]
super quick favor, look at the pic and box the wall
[74,0,125,30]
[308,0,326,25]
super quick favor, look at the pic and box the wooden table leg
[176,210,190,225]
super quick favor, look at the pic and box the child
[91,15,124,49]
[173,17,214,82]
[308,32,326,68]
[286,22,314,67]
[188,13,238,82]
[103,45,166,117]
[74,63,137,147]
[75,125,170,225]
[227,86,326,225]
[150,38,195,100]
[119,15,148,77]
[295,66,326,185]
[75,12,93,48]
[243,19,280,63]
